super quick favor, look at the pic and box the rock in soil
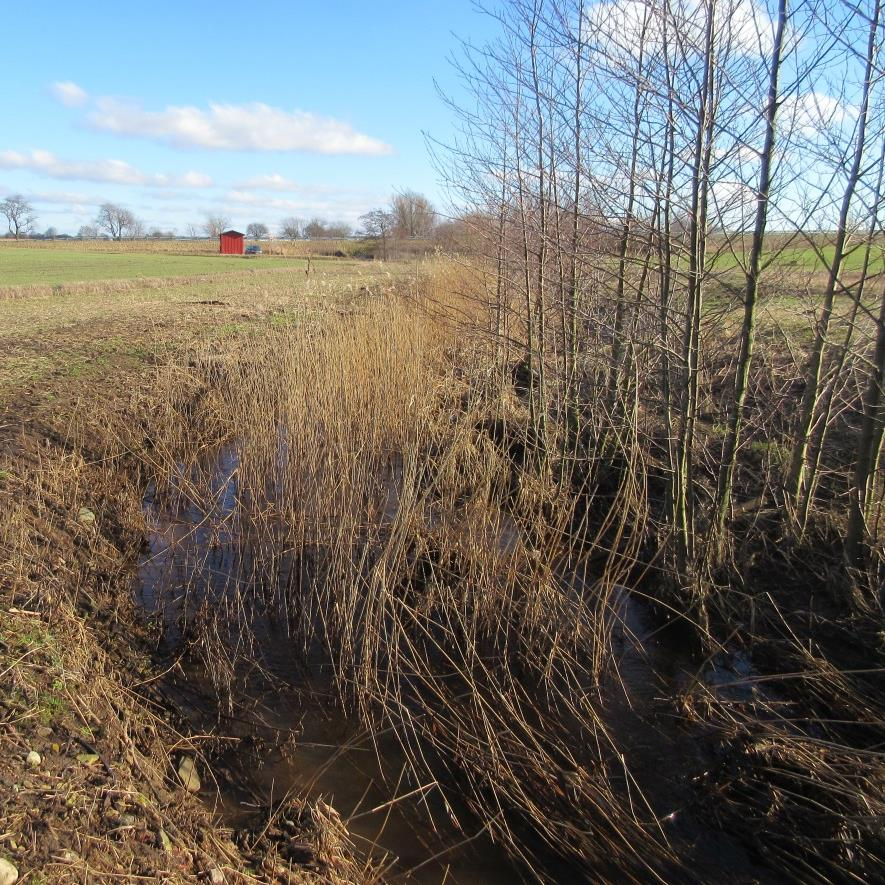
[177,756,201,793]
[0,858,18,885]
[26,750,41,768]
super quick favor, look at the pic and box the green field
[0,248,304,286]
[711,240,885,275]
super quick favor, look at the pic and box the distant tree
[302,218,352,239]
[1,194,36,239]
[326,221,352,238]
[391,191,435,238]
[360,208,395,259]
[148,227,164,239]
[184,222,202,238]
[303,218,326,239]
[246,222,269,239]
[43,226,58,239]
[78,224,98,239]
[95,202,140,240]
[279,217,303,240]
[202,214,231,238]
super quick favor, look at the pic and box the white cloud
[780,92,857,136]
[51,81,89,107]
[87,98,394,156]
[231,174,368,196]
[0,149,212,188]
[225,189,381,224]
[234,173,302,192]
[584,0,774,60]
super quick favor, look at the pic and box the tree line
[436,0,885,600]
[0,190,439,243]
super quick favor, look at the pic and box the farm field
[0,245,305,285]
[710,239,885,274]
[0,255,386,395]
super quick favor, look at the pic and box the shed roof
[220,229,244,237]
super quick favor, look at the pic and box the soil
[0,279,364,883]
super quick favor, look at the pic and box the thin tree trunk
[846,279,885,566]
[786,0,882,511]
[712,0,788,555]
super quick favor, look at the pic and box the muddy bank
[0,425,365,884]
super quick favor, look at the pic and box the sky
[1,1,499,235]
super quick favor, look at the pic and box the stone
[0,858,18,885]
[177,756,201,793]
[207,870,225,884]
[158,829,172,852]
[57,850,80,864]
[77,506,96,525]
[76,753,100,766]
[26,750,41,768]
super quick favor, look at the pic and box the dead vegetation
[0,234,882,882]
[126,259,884,881]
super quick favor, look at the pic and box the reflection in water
[137,445,519,884]
[137,443,770,883]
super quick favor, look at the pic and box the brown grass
[1,255,881,882]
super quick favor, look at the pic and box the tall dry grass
[133,273,683,880]
[128,261,883,881]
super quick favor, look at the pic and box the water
[136,443,773,883]
[137,446,521,884]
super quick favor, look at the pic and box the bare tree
[202,214,232,238]
[247,222,269,239]
[95,202,140,240]
[1,194,36,238]
[786,0,884,524]
[360,208,395,259]
[279,217,303,240]
[77,224,98,239]
[303,218,352,239]
[712,0,791,555]
[391,191,436,238]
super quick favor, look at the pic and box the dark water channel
[136,444,772,883]
[136,447,519,883]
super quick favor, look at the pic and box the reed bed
[119,255,882,882]
[133,284,685,879]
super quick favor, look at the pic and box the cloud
[225,189,381,224]
[780,92,857,136]
[584,0,774,60]
[25,189,94,207]
[51,81,89,107]
[87,98,394,156]
[231,173,369,196]
[233,173,302,192]
[0,149,212,188]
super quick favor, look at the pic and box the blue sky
[1,1,498,234]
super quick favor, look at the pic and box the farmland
[2,0,885,880]
[0,243,305,285]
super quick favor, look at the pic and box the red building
[219,230,245,255]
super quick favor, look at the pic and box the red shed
[219,229,245,255]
